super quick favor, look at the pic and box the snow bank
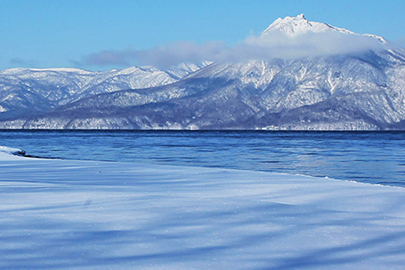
[0,145,25,158]
[1,148,405,269]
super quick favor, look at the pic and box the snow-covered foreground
[1,147,405,269]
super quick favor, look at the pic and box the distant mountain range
[1,14,405,130]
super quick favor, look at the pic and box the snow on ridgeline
[261,14,354,37]
[1,145,405,269]
[260,13,387,43]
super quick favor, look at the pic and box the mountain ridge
[1,15,405,130]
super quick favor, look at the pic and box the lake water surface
[1,130,405,187]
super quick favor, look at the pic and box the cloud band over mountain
[75,31,388,69]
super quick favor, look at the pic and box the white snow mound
[0,146,25,156]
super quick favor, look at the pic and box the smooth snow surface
[1,149,405,269]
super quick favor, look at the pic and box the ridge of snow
[260,14,389,46]
[0,67,94,75]
[0,146,25,156]
[364,33,389,44]
[30,68,94,74]
[261,14,354,37]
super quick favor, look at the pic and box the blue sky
[1,0,404,71]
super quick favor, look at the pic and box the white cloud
[75,31,389,69]
[239,31,387,60]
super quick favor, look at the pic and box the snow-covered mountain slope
[0,63,209,120]
[1,15,404,130]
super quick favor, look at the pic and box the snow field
[1,148,405,269]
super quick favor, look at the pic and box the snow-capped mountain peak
[0,15,403,131]
[261,14,354,37]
